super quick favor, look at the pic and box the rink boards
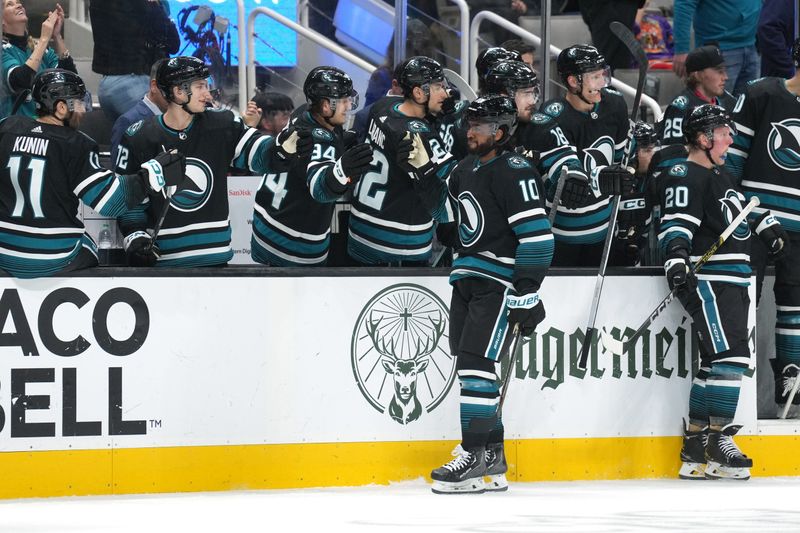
[0,270,798,498]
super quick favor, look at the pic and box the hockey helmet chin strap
[572,75,597,107]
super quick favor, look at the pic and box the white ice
[2,478,800,533]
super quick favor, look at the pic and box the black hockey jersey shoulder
[600,88,628,115]
[541,99,567,118]
[744,76,785,100]
[530,112,554,125]
[1,115,95,150]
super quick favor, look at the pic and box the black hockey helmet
[156,56,210,101]
[475,47,522,81]
[465,94,518,145]
[683,104,736,146]
[397,56,445,97]
[31,68,88,115]
[557,45,608,84]
[484,60,540,102]
[303,66,357,105]
[632,121,658,149]
[793,37,800,68]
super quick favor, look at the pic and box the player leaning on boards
[0,69,184,278]
[518,45,638,267]
[726,39,799,417]
[408,95,553,494]
[659,105,786,480]
[115,56,301,268]
[251,66,369,266]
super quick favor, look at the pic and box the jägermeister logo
[351,284,456,425]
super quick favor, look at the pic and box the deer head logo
[351,284,456,424]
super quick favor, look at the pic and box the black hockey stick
[548,167,568,226]
[600,196,760,356]
[467,324,522,434]
[577,21,650,370]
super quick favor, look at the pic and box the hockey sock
[775,306,800,367]
[688,366,710,427]
[706,363,745,428]
[459,375,499,449]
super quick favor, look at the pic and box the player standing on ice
[408,95,553,493]
[726,39,798,417]
[659,105,779,480]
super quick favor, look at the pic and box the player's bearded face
[513,86,538,123]
[466,121,498,155]
[580,68,610,103]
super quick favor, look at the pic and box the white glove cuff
[664,257,687,275]
[333,158,349,185]
[141,159,165,192]
[756,212,779,235]
[123,230,151,252]
[506,292,540,309]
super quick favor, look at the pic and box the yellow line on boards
[0,435,798,499]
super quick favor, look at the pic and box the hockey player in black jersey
[659,105,769,480]
[0,69,184,278]
[347,56,455,265]
[410,95,553,494]
[519,45,636,266]
[115,56,298,268]
[250,66,370,266]
[483,60,541,144]
[658,45,737,146]
[474,47,523,95]
[727,38,800,416]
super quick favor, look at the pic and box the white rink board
[0,275,756,452]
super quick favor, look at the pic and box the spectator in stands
[672,0,761,95]
[365,18,434,107]
[468,0,540,45]
[251,91,294,135]
[757,0,796,78]
[110,60,169,169]
[90,0,179,122]
[501,39,536,70]
[578,0,644,71]
[1,1,75,118]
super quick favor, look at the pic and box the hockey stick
[577,21,650,370]
[600,196,761,356]
[443,68,478,101]
[780,369,800,419]
[548,167,568,226]
[467,324,522,434]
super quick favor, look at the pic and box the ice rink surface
[2,477,800,533]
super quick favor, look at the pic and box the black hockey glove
[560,173,592,209]
[664,239,696,292]
[274,127,313,164]
[597,164,636,196]
[753,211,791,262]
[616,193,650,239]
[441,88,460,116]
[123,230,160,267]
[342,129,359,150]
[506,292,546,337]
[333,143,374,186]
[140,150,186,193]
[399,132,440,180]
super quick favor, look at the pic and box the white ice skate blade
[485,473,509,492]
[431,477,486,495]
[678,462,707,480]
[705,462,751,480]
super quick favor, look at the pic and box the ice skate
[705,424,752,480]
[772,361,800,418]
[431,445,486,494]
[678,420,707,480]
[484,442,508,491]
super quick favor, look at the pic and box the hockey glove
[400,132,440,180]
[275,127,314,163]
[506,292,546,337]
[616,193,650,239]
[597,164,636,196]
[664,239,696,292]
[753,211,791,262]
[333,143,374,186]
[441,88,460,116]
[140,150,186,193]
[342,129,359,150]
[560,172,592,209]
[123,230,159,267]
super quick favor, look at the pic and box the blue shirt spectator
[757,0,796,78]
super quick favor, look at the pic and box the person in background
[757,0,796,78]
[251,91,294,135]
[90,0,179,121]
[501,39,536,71]
[672,0,760,95]
[1,1,75,118]
[578,0,645,71]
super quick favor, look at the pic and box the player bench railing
[469,11,663,122]
[245,6,377,111]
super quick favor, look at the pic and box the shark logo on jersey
[507,155,530,169]
[672,95,688,110]
[544,102,563,117]
[457,192,485,246]
[670,164,688,177]
[408,120,429,133]
[351,284,455,425]
[312,128,334,141]
[582,135,615,172]
[767,118,800,171]
[125,120,144,137]
[170,157,213,212]
[719,189,751,240]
